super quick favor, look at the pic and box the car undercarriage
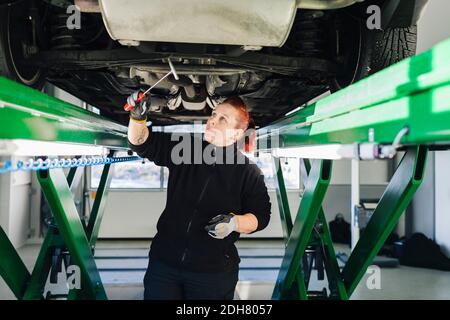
[0,0,427,126]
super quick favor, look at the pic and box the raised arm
[234,213,259,234]
[128,119,149,145]
[126,90,151,145]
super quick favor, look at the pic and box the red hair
[222,96,256,153]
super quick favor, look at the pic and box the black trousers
[143,259,239,300]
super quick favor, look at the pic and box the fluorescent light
[272,144,357,160]
[0,139,110,156]
[285,106,302,116]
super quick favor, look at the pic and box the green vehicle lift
[0,77,130,299]
[256,36,450,300]
[0,34,450,300]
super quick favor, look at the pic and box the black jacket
[128,127,271,273]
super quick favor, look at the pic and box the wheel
[0,0,48,88]
[331,10,417,90]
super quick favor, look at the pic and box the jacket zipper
[181,167,214,264]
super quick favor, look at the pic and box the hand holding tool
[205,213,238,239]
[123,58,179,111]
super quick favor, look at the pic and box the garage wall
[435,151,450,256]
[416,0,450,54]
[410,0,450,243]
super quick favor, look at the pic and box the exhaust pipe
[167,75,196,99]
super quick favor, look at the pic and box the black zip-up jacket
[128,126,271,273]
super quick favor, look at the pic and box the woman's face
[204,103,245,147]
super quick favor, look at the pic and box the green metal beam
[0,76,128,148]
[342,146,427,295]
[272,160,332,300]
[66,166,80,187]
[0,227,30,299]
[272,156,304,299]
[272,157,293,243]
[37,168,107,300]
[257,37,450,149]
[302,159,348,300]
[22,225,64,300]
[70,160,113,299]
[317,210,348,300]
[86,155,114,246]
[23,165,86,299]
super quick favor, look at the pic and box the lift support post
[256,37,450,300]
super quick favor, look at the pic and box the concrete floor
[1,239,450,300]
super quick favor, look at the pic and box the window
[247,153,300,190]
[90,151,164,189]
[90,124,300,190]
[90,125,200,190]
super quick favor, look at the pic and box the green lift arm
[0,77,128,148]
[256,36,450,300]
[258,36,450,149]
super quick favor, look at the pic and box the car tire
[331,14,417,90]
[369,26,417,73]
[0,2,46,89]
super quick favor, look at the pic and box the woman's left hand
[204,213,237,239]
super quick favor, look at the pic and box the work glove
[205,213,237,239]
[127,90,152,121]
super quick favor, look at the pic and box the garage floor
[1,239,450,300]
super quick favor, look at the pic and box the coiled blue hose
[0,156,141,174]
